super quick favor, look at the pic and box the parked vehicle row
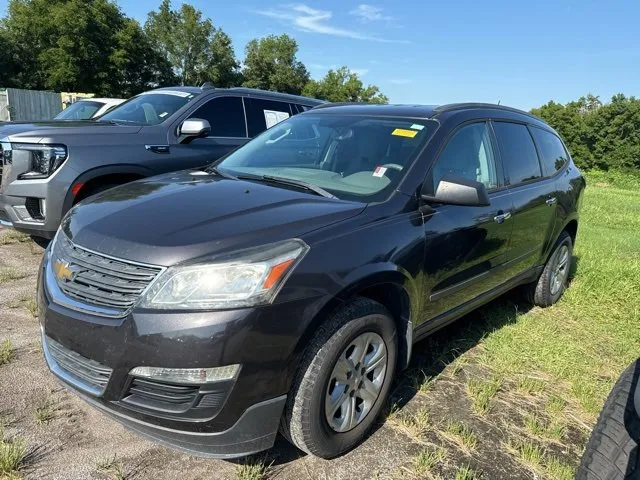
[29,97,584,458]
[0,85,322,237]
[54,98,126,120]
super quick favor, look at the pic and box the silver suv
[0,85,321,238]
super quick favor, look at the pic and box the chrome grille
[51,232,163,317]
[45,335,112,395]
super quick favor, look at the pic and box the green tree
[4,0,123,92]
[242,34,309,94]
[1,0,171,95]
[0,25,19,87]
[145,0,240,87]
[532,93,640,172]
[109,18,176,97]
[302,67,388,104]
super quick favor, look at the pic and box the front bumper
[37,252,313,458]
[0,163,80,238]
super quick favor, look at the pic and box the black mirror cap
[178,118,211,144]
[421,175,491,207]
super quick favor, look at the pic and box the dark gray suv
[0,86,321,238]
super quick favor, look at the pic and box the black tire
[578,359,640,480]
[281,297,397,459]
[527,231,573,307]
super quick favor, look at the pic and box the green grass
[394,407,431,439]
[0,268,26,283]
[235,458,271,480]
[475,177,640,418]
[0,231,30,246]
[466,376,502,415]
[34,397,56,425]
[0,340,14,366]
[411,448,446,477]
[0,429,28,478]
[508,439,575,479]
[516,377,546,395]
[444,421,477,451]
[95,455,126,480]
[523,414,565,441]
[455,465,480,480]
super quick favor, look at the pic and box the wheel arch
[62,164,154,214]
[292,267,416,384]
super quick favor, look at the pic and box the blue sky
[2,0,639,110]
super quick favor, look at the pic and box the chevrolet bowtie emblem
[53,259,77,282]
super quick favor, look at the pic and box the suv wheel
[528,231,573,307]
[578,359,640,479]
[281,297,397,458]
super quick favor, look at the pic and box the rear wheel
[527,231,573,307]
[281,297,397,458]
[578,359,640,479]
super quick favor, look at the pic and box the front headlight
[138,239,309,310]
[13,143,68,179]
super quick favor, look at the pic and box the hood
[63,170,366,266]
[0,120,141,140]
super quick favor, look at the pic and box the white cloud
[351,68,369,77]
[349,4,392,22]
[390,78,412,85]
[253,4,409,44]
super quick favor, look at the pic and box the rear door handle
[494,211,512,224]
[145,144,170,154]
[546,197,557,206]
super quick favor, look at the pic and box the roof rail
[434,102,540,120]
[311,102,369,110]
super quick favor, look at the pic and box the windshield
[55,101,103,120]
[99,90,199,125]
[215,114,437,202]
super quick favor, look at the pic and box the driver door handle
[494,211,512,224]
[145,144,170,154]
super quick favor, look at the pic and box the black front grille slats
[52,233,163,316]
[122,378,199,413]
[46,336,112,394]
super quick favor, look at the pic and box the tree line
[531,94,640,173]
[0,0,388,103]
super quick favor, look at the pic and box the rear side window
[530,127,568,176]
[431,122,498,191]
[189,96,246,137]
[245,98,291,137]
[493,122,542,185]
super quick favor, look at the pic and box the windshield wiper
[207,165,238,180]
[257,175,337,199]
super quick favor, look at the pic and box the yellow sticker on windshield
[392,128,418,138]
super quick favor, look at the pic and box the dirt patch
[0,227,586,479]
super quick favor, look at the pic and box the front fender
[61,164,154,215]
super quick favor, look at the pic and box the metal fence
[0,88,62,121]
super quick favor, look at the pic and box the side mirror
[178,118,211,144]
[421,175,490,207]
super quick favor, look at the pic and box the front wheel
[281,298,397,458]
[527,231,573,307]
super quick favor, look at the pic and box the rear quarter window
[493,122,542,185]
[529,127,569,177]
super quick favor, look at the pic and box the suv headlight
[13,143,68,179]
[138,239,309,310]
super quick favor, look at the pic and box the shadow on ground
[233,255,580,470]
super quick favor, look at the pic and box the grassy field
[0,171,639,479]
[387,170,640,478]
[478,170,640,416]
